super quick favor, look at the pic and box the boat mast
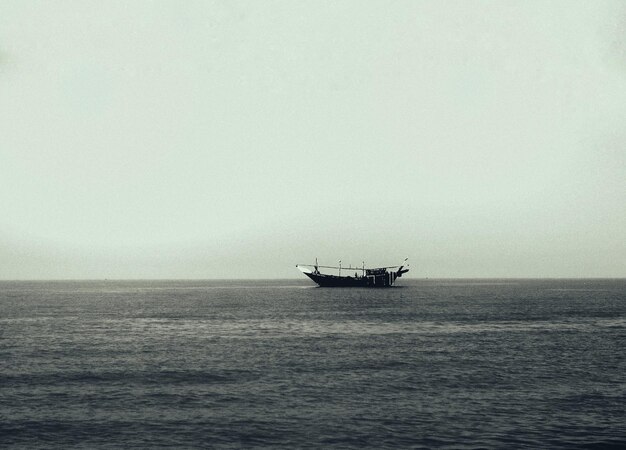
[339,260,341,276]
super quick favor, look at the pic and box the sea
[1,279,625,449]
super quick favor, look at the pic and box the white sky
[1,0,625,279]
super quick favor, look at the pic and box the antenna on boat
[339,260,341,277]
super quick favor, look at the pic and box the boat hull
[304,271,401,287]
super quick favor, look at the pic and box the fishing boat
[296,258,409,287]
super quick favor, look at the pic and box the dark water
[1,279,625,449]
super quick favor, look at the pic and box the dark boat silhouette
[296,258,409,287]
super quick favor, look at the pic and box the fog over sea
[1,279,625,448]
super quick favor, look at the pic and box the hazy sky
[1,1,625,279]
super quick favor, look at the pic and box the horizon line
[1,277,625,282]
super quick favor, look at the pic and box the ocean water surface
[1,279,625,448]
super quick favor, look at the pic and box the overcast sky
[1,1,625,279]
